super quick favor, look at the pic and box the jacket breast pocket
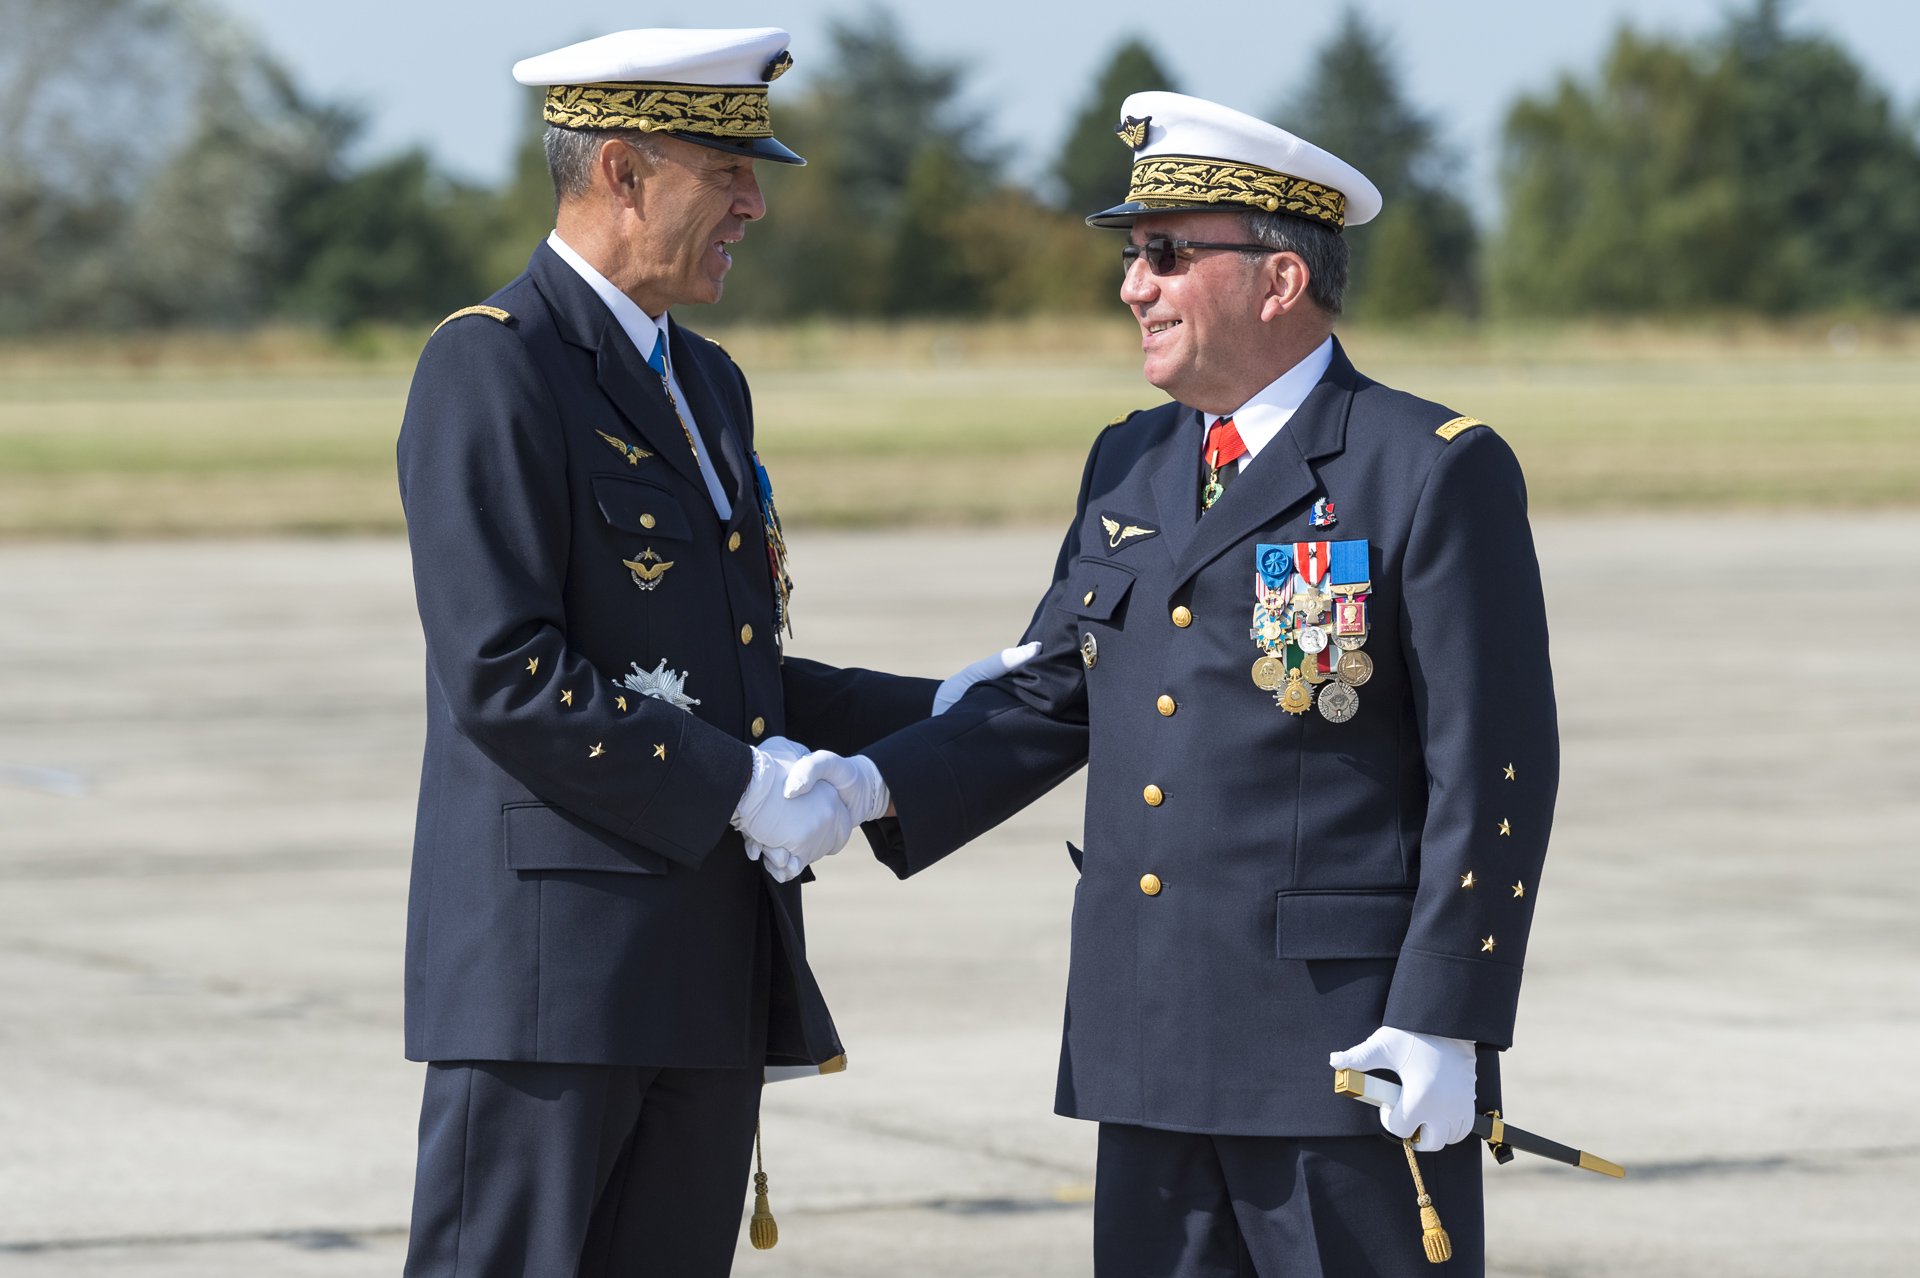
[1275,889,1413,959]
[591,474,692,541]
[503,801,669,875]
[1060,557,1136,625]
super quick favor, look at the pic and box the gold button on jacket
[740,624,754,645]
[1156,695,1176,716]
[1171,606,1193,628]
[750,716,766,738]
[1139,873,1162,896]
[640,513,657,529]
[1143,784,1164,806]
[727,531,743,552]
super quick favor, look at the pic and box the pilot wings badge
[622,548,675,592]
[597,429,653,467]
[1099,512,1159,554]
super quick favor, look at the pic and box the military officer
[783,92,1560,1275]
[394,27,1031,1277]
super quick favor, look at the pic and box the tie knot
[645,333,667,378]
[1205,416,1247,468]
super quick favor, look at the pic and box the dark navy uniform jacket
[864,340,1557,1136]
[397,243,935,1070]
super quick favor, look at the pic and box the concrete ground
[1,516,1915,1276]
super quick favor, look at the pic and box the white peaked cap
[1089,90,1381,230]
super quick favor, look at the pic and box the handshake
[727,642,1040,883]
[729,737,884,883]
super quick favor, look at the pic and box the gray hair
[1244,211,1349,317]
[544,125,666,202]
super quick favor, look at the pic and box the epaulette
[1105,409,1141,429]
[1434,415,1486,442]
[431,305,512,337]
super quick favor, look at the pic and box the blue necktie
[645,332,668,379]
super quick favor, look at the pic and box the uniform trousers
[403,1060,762,1278]
[1093,1122,1484,1278]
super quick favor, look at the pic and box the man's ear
[599,139,648,205]
[1260,251,1312,324]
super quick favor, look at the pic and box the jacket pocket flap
[591,474,692,540]
[1061,558,1136,621]
[1275,889,1413,959]
[504,801,669,875]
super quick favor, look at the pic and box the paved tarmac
[1,517,1916,1277]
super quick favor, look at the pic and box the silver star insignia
[618,659,702,712]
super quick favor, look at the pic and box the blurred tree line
[2,0,1915,336]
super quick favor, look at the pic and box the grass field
[1,318,1915,538]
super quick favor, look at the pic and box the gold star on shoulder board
[653,743,667,760]
[1460,871,1476,889]
[1512,881,1526,899]
[526,657,539,675]
[615,696,629,712]
[1481,935,1497,953]
[588,742,606,759]
[561,689,573,706]
[1498,818,1512,837]
[1503,763,1516,781]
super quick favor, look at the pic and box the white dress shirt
[1205,335,1335,469]
[546,231,733,520]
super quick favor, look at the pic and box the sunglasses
[1121,233,1276,275]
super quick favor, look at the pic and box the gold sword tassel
[1401,1139,1452,1264]
[749,1119,778,1250]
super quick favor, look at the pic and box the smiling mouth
[1145,319,1182,336]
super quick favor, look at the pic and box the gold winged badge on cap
[1116,115,1151,150]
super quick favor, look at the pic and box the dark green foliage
[1277,9,1478,319]
[1494,0,1920,315]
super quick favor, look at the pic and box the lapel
[1144,406,1204,569]
[668,324,754,529]
[529,243,706,495]
[1165,338,1360,590]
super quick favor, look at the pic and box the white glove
[784,750,889,825]
[749,736,817,881]
[1328,1026,1477,1152]
[731,747,854,883]
[934,641,1042,715]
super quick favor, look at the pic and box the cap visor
[674,133,806,166]
[1085,200,1257,228]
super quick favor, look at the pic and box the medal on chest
[752,453,794,641]
[1251,537,1372,720]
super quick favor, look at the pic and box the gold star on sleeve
[1512,881,1526,899]
[653,743,667,760]
[1481,935,1496,953]
[1460,871,1476,889]
[526,657,540,675]
[1503,763,1516,781]
[1497,818,1512,837]
[561,689,573,706]
[588,743,606,759]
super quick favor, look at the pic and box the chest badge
[1080,632,1099,669]
[623,548,675,591]
[1251,539,1373,722]
[1310,496,1338,528]
[597,429,653,467]
[618,659,701,712]
[1098,512,1158,554]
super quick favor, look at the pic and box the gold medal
[1299,652,1328,684]
[1252,654,1287,690]
[1336,649,1373,687]
[1279,670,1312,715]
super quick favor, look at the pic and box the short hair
[544,125,666,202]
[1244,211,1349,316]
